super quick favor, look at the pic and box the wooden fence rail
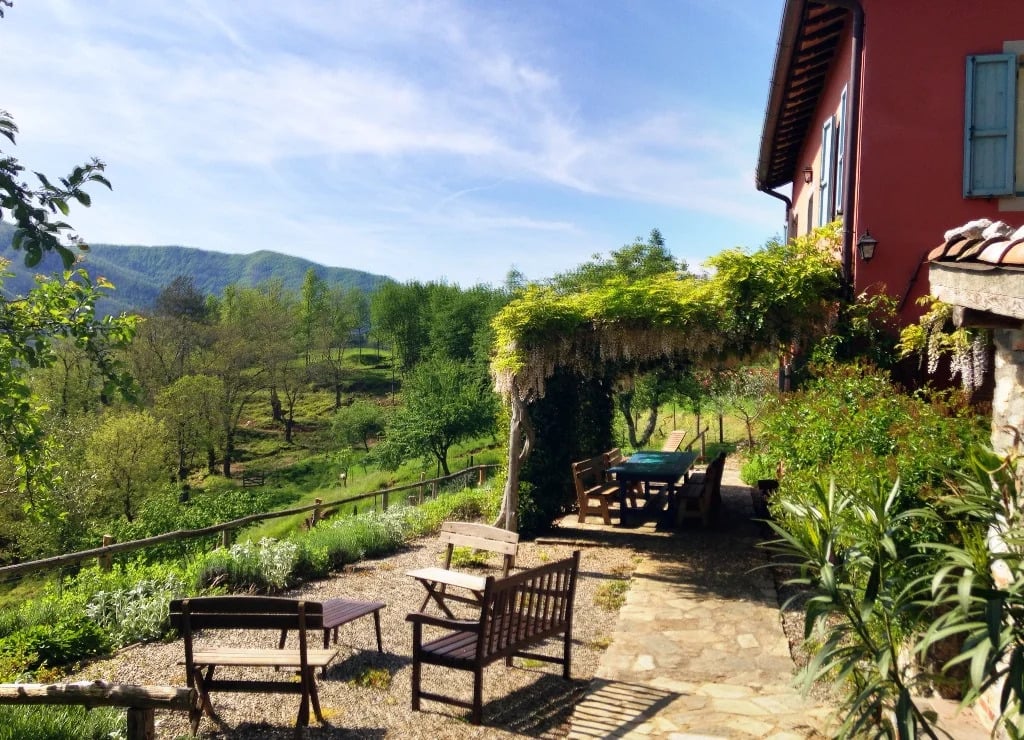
[0,464,498,582]
[0,680,196,740]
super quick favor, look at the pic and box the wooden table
[607,450,698,524]
[278,597,385,663]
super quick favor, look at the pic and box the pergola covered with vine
[489,227,843,531]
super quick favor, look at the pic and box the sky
[3,0,787,287]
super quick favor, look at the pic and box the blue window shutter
[819,117,834,225]
[964,53,1017,197]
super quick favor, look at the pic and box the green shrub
[196,538,298,592]
[85,573,185,648]
[0,618,109,675]
[0,704,125,740]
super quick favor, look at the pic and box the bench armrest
[405,611,479,632]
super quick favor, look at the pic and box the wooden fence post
[478,466,485,487]
[312,498,323,527]
[221,529,232,548]
[383,490,389,512]
[126,707,154,740]
[431,480,438,499]
[99,535,114,572]
[418,473,425,504]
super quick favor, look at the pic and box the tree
[723,366,777,449]
[0,109,136,494]
[312,285,368,409]
[85,410,171,521]
[375,356,497,475]
[155,374,224,482]
[332,399,386,452]
[370,281,429,371]
[550,229,685,292]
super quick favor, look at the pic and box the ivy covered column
[517,368,614,534]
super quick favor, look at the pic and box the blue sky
[3,1,786,286]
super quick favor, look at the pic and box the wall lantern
[802,166,813,184]
[857,230,878,261]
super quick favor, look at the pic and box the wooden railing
[0,463,498,582]
[686,424,710,462]
[0,681,196,740]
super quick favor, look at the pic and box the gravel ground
[68,532,644,739]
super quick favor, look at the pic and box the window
[818,117,834,225]
[835,86,847,213]
[964,53,1018,197]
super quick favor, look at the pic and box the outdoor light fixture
[802,166,813,184]
[857,231,878,261]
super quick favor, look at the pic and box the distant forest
[0,221,391,315]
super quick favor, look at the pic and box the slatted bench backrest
[478,550,580,663]
[438,521,519,576]
[169,596,326,632]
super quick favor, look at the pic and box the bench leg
[471,667,483,725]
[411,623,422,711]
[307,667,326,724]
[372,609,383,652]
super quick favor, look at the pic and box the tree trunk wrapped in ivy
[517,368,614,535]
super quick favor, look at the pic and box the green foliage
[765,479,942,737]
[898,295,988,391]
[594,578,629,612]
[196,538,298,592]
[520,368,614,534]
[0,704,125,740]
[0,618,108,677]
[491,225,841,400]
[916,449,1024,734]
[332,399,387,452]
[85,573,186,648]
[448,546,491,569]
[747,363,985,517]
[550,229,684,292]
[374,356,497,475]
[85,409,171,521]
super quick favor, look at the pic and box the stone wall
[992,328,1024,456]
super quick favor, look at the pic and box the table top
[607,450,697,479]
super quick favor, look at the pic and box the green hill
[0,222,391,314]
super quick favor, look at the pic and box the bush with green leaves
[766,479,943,737]
[745,363,985,544]
[85,573,186,648]
[0,618,108,679]
[196,538,298,592]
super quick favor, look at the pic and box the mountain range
[0,222,391,315]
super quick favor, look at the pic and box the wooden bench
[674,452,726,527]
[169,596,339,732]
[407,550,580,725]
[571,454,620,524]
[406,521,519,617]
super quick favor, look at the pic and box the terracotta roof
[928,222,1024,269]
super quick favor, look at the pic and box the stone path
[557,463,991,739]
[562,465,835,739]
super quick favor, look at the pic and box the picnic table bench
[170,596,375,732]
[407,550,580,724]
[571,453,620,524]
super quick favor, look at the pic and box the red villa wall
[793,0,1024,324]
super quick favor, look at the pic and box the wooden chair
[603,448,640,507]
[661,430,687,452]
[406,522,519,616]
